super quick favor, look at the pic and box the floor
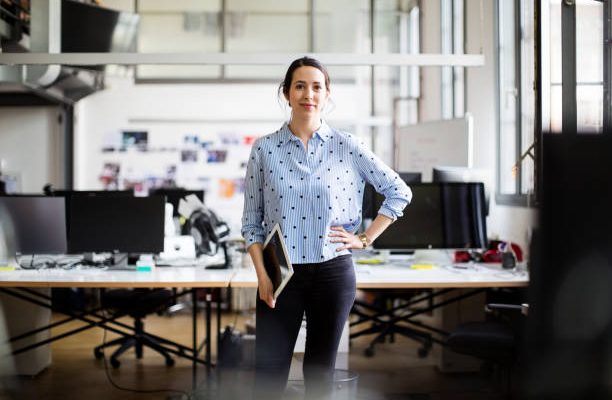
[0,300,507,400]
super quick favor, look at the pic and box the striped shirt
[241,121,411,263]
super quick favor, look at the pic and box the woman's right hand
[258,275,276,309]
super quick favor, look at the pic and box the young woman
[242,57,412,399]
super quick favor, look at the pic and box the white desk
[229,261,529,289]
[0,266,234,386]
[0,266,234,288]
[230,260,528,371]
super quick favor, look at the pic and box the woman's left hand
[329,226,363,251]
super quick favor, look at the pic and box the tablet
[262,223,294,299]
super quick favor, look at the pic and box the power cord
[98,308,194,399]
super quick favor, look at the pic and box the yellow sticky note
[356,259,384,265]
[411,264,435,270]
[0,266,16,271]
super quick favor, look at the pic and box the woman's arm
[329,213,393,251]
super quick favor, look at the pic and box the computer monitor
[67,196,165,254]
[362,172,422,219]
[0,196,68,254]
[150,188,205,217]
[432,166,492,215]
[372,182,488,251]
[50,189,134,197]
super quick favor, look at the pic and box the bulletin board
[395,114,473,182]
[93,120,279,232]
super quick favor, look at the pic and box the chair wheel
[165,357,175,367]
[364,347,375,357]
[110,357,121,369]
[94,348,104,360]
[417,347,429,358]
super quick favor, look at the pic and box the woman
[241,57,411,399]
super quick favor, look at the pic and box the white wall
[75,75,370,231]
[0,107,64,192]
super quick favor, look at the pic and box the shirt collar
[279,120,333,146]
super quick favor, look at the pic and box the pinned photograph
[122,131,149,151]
[99,162,120,190]
[181,149,198,163]
[207,150,227,163]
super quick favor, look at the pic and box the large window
[135,0,371,82]
[496,0,535,205]
[441,0,465,119]
[495,0,607,206]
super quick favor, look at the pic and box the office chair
[351,289,434,358]
[94,288,175,368]
[446,303,527,395]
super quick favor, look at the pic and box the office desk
[230,261,528,358]
[0,266,234,386]
[229,261,529,289]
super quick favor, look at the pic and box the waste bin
[286,369,358,400]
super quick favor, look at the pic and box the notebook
[262,224,294,299]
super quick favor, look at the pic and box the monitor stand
[412,249,452,265]
[205,242,231,269]
[83,252,129,269]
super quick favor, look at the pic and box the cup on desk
[502,252,516,269]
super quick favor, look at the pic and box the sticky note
[411,264,435,270]
[0,266,16,271]
[356,259,384,265]
[136,266,152,272]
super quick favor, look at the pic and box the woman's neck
[288,116,321,143]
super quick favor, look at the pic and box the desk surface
[0,267,234,288]
[231,262,529,289]
[0,261,528,289]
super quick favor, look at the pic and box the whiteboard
[395,114,473,182]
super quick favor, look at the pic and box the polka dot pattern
[241,121,411,263]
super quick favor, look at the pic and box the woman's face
[286,66,329,119]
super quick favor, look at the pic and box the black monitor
[67,196,165,254]
[150,188,205,217]
[50,189,134,198]
[0,196,68,254]
[373,182,488,251]
[362,172,422,219]
[432,166,492,215]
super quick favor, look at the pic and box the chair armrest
[486,303,529,316]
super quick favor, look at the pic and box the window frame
[495,0,535,207]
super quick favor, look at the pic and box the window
[441,0,465,119]
[496,0,607,206]
[496,0,535,205]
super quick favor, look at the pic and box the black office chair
[447,303,527,395]
[351,289,434,358]
[94,288,175,368]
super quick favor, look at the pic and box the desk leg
[192,288,198,389]
[205,289,212,372]
[217,288,221,360]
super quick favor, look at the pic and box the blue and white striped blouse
[241,121,411,264]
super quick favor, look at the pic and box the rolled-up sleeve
[241,140,266,248]
[353,140,412,221]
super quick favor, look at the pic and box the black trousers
[254,254,356,400]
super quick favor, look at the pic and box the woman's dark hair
[279,57,330,99]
